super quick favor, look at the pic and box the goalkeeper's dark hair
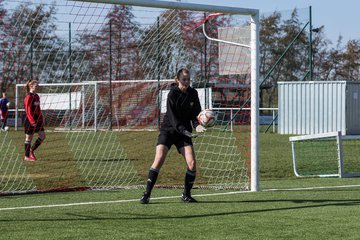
[175,68,190,85]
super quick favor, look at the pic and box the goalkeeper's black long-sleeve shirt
[160,83,201,135]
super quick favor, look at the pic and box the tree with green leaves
[259,9,312,109]
[335,40,360,81]
[0,0,8,91]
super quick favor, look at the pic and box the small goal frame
[290,131,360,178]
[15,80,175,132]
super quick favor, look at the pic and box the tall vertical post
[95,82,98,131]
[15,85,19,131]
[336,131,344,178]
[68,22,72,130]
[156,16,161,129]
[200,13,205,84]
[30,27,33,80]
[203,13,208,109]
[250,11,260,192]
[309,6,313,81]
[82,85,85,129]
[109,21,113,130]
[204,13,207,103]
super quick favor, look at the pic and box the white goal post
[2,0,260,194]
[290,131,360,178]
[75,0,260,192]
[16,81,214,131]
[15,82,97,131]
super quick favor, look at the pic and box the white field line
[263,184,360,191]
[1,184,360,211]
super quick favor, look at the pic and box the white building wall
[278,81,360,135]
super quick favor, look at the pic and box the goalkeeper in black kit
[140,68,206,204]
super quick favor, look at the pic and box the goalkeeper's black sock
[25,140,31,157]
[31,137,43,151]
[184,169,196,196]
[145,168,159,195]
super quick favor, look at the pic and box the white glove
[196,125,207,133]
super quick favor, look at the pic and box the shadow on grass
[1,198,360,222]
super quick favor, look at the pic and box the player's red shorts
[0,110,8,120]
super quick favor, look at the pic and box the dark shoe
[181,193,198,203]
[140,192,150,204]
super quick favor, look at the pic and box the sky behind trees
[175,0,360,45]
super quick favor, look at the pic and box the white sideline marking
[0,191,246,211]
[1,184,360,211]
[264,184,360,191]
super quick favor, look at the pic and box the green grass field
[0,126,253,191]
[1,179,360,240]
[1,129,360,239]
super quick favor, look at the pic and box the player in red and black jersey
[23,80,46,161]
[140,68,206,204]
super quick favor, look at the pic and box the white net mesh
[290,132,360,177]
[0,0,257,193]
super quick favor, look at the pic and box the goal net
[0,0,259,194]
[15,80,175,131]
[290,131,360,178]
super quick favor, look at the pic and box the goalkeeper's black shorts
[156,130,193,153]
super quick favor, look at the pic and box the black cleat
[181,193,198,203]
[140,192,150,204]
